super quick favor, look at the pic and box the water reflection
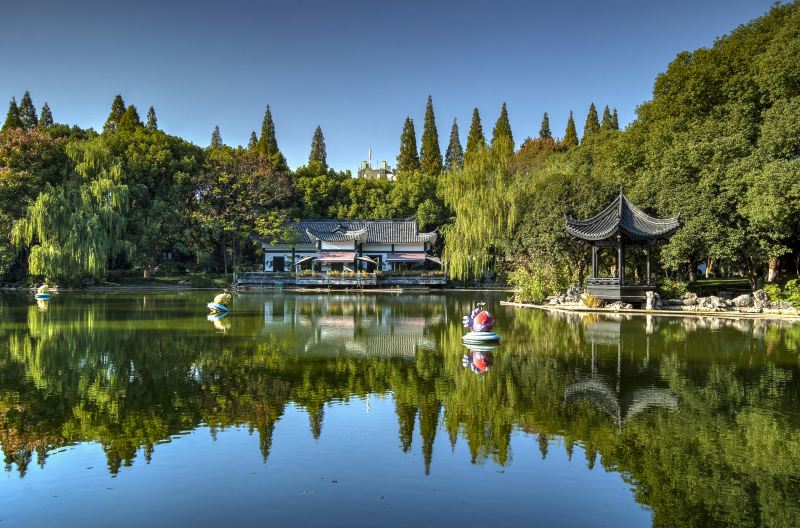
[1,292,799,526]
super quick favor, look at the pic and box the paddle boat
[207,291,232,313]
[462,303,501,344]
[34,284,51,300]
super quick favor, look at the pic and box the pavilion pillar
[617,236,624,284]
[591,245,598,279]
[646,242,652,282]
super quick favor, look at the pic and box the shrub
[510,266,570,304]
[659,279,688,299]
[580,293,604,308]
[763,283,782,302]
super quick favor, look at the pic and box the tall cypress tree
[309,125,327,168]
[257,105,279,156]
[2,97,23,131]
[118,105,142,132]
[491,102,514,156]
[464,107,485,162]
[146,106,158,130]
[582,102,600,141]
[444,118,464,171]
[539,112,552,139]
[18,91,38,130]
[419,95,442,175]
[248,131,258,150]
[38,102,54,129]
[611,108,620,131]
[601,105,614,131]
[104,94,126,133]
[563,111,579,148]
[210,125,223,148]
[396,117,420,173]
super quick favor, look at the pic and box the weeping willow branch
[438,138,518,280]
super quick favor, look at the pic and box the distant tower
[368,147,372,168]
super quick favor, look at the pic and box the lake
[1,291,799,527]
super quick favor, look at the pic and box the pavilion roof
[565,190,679,241]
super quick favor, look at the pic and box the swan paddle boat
[462,303,501,344]
[34,284,51,300]
[208,291,232,314]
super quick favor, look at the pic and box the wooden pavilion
[565,189,679,304]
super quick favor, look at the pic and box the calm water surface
[1,291,799,527]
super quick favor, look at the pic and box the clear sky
[1,0,779,171]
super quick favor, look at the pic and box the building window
[272,256,285,272]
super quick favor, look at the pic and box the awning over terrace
[386,253,427,262]
[294,256,316,267]
[356,255,379,265]
[316,251,356,263]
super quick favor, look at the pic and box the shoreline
[501,300,800,320]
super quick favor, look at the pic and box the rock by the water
[564,286,581,303]
[753,289,770,308]
[770,300,795,310]
[645,291,662,310]
[732,294,752,308]
[698,296,725,310]
[682,292,698,306]
[607,301,633,310]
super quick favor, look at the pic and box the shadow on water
[1,291,799,526]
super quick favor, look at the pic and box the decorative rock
[753,289,770,309]
[565,286,581,303]
[607,301,633,310]
[770,300,795,310]
[682,292,698,306]
[698,296,725,310]
[732,294,752,307]
[645,291,662,310]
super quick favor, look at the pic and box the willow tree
[439,137,518,280]
[11,140,129,283]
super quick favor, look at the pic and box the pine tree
[582,102,600,141]
[396,117,420,173]
[18,91,38,130]
[210,125,223,148]
[103,94,126,133]
[118,105,142,132]
[38,102,54,129]
[248,131,258,150]
[2,97,23,131]
[491,102,514,156]
[464,108,485,162]
[419,95,442,175]
[444,118,464,171]
[601,105,614,131]
[563,111,579,148]
[539,112,552,139]
[611,108,620,131]
[146,106,158,130]
[309,125,327,168]
[257,105,279,156]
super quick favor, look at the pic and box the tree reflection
[0,292,799,526]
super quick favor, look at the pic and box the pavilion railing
[587,278,658,287]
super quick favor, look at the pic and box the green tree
[248,131,258,150]
[444,118,463,171]
[103,95,126,134]
[146,106,158,130]
[464,108,485,164]
[396,117,420,173]
[37,102,54,129]
[600,105,614,131]
[256,105,288,172]
[309,125,327,169]
[611,109,619,130]
[10,139,129,283]
[419,95,442,175]
[582,103,600,141]
[563,111,578,148]
[491,102,514,157]
[18,91,37,131]
[210,126,223,148]
[539,112,552,139]
[2,97,22,132]
[118,105,142,132]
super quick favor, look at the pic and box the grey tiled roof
[565,191,680,241]
[285,220,438,244]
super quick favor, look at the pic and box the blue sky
[1,0,779,171]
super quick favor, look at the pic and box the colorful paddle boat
[462,303,500,344]
[208,291,232,314]
[34,284,51,300]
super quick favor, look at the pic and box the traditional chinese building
[261,219,440,273]
[565,190,680,304]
